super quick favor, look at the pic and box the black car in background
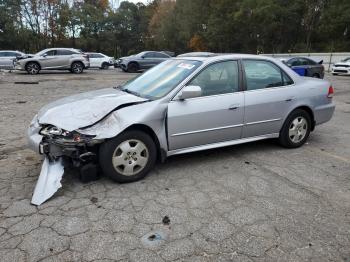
[114,51,172,72]
[280,57,325,78]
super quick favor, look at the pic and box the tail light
[327,86,334,98]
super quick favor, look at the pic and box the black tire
[312,73,320,78]
[101,62,109,70]
[71,62,84,74]
[127,62,139,73]
[279,109,311,148]
[26,62,40,75]
[99,130,157,183]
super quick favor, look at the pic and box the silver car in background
[0,50,25,70]
[15,48,90,74]
[27,54,335,204]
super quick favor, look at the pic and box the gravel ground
[0,68,349,262]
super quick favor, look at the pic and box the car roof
[174,54,279,63]
[40,48,81,53]
[177,52,215,57]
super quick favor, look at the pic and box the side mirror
[179,85,202,100]
[141,56,145,59]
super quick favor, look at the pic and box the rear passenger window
[243,60,293,90]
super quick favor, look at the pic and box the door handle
[229,104,240,110]
[285,97,295,102]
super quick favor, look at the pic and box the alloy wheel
[27,63,39,74]
[112,139,149,176]
[289,116,308,143]
[72,63,83,73]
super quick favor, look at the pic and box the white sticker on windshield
[178,63,195,70]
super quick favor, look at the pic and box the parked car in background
[331,57,350,75]
[0,50,26,70]
[87,52,114,69]
[15,48,90,74]
[279,57,324,78]
[177,52,215,57]
[117,51,171,73]
[27,54,335,204]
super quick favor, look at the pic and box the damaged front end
[28,118,104,205]
[39,125,102,165]
[27,87,153,205]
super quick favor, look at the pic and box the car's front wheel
[71,62,84,74]
[127,62,139,73]
[99,130,157,183]
[279,109,311,148]
[26,62,40,75]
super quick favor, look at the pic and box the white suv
[87,53,114,69]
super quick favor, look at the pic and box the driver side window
[188,61,239,97]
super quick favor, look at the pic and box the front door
[39,50,58,69]
[167,60,244,150]
[242,59,297,138]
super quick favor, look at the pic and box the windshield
[121,59,202,99]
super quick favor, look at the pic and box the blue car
[279,57,324,78]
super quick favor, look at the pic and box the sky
[109,0,150,10]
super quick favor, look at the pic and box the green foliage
[0,0,348,56]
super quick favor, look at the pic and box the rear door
[154,52,170,65]
[242,59,296,138]
[56,49,76,68]
[142,52,158,69]
[167,60,244,150]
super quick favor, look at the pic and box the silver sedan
[27,54,335,205]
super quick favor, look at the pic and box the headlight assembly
[40,126,65,136]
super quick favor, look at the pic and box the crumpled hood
[38,88,147,131]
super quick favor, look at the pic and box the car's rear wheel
[279,109,311,148]
[99,130,157,183]
[101,62,109,70]
[127,62,139,73]
[71,62,84,74]
[312,73,320,78]
[26,62,40,75]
